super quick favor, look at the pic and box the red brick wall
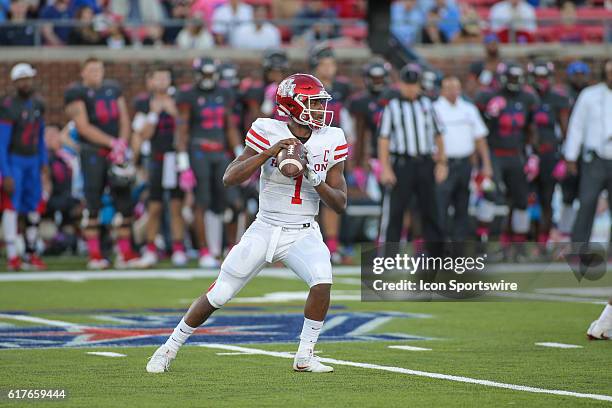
[0,59,366,125]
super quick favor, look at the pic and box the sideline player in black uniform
[475,62,539,254]
[0,63,47,271]
[242,49,289,125]
[527,60,569,248]
[64,57,141,269]
[349,58,397,167]
[309,43,353,263]
[218,61,251,246]
[175,57,240,268]
[133,66,187,268]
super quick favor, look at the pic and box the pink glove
[524,154,540,182]
[368,158,382,181]
[552,159,567,181]
[179,169,196,192]
[486,96,507,118]
[109,139,128,164]
[352,167,367,190]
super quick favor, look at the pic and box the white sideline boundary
[2,262,611,282]
[199,343,612,403]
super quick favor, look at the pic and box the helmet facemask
[294,93,333,129]
[502,65,524,93]
[197,64,218,90]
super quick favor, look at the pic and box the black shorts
[148,155,183,202]
[491,154,528,210]
[189,149,230,213]
[80,146,133,217]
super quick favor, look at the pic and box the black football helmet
[262,49,289,73]
[362,58,391,93]
[527,59,554,92]
[108,162,136,189]
[308,42,335,69]
[499,61,525,93]
[219,62,240,89]
[193,56,219,90]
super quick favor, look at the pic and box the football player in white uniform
[587,299,612,340]
[147,73,348,374]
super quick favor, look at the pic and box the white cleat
[293,352,334,373]
[171,250,188,267]
[87,257,110,270]
[198,254,219,268]
[139,250,158,268]
[587,320,611,340]
[146,345,176,373]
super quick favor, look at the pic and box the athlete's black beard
[17,89,33,99]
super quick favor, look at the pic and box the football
[277,142,307,178]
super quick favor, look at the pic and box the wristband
[147,112,159,125]
[177,152,190,172]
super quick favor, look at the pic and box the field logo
[0,312,430,349]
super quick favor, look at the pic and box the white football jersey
[244,118,348,226]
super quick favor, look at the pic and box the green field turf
[0,271,610,407]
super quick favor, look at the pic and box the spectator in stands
[0,0,9,22]
[191,0,225,26]
[162,0,190,44]
[0,0,36,46]
[435,0,462,42]
[70,0,103,15]
[176,17,214,49]
[68,6,104,45]
[489,0,537,35]
[421,8,449,43]
[391,0,426,45]
[292,0,339,38]
[109,0,166,24]
[40,0,73,46]
[211,0,253,45]
[141,24,164,47]
[105,18,131,49]
[458,3,482,42]
[230,5,281,49]
[554,1,585,43]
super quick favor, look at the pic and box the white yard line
[86,351,126,357]
[0,267,359,282]
[535,342,583,349]
[388,345,432,351]
[199,343,612,403]
[0,313,85,328]
[215,352,255,356]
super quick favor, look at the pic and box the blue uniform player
[0,63,47,271]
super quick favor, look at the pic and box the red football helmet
[275,73,333,129]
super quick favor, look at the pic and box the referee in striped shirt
[378,63,447,253]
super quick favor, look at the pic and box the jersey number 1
[291,175,303,205]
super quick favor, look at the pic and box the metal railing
[391,15,612,43]
[0,17,367,47]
